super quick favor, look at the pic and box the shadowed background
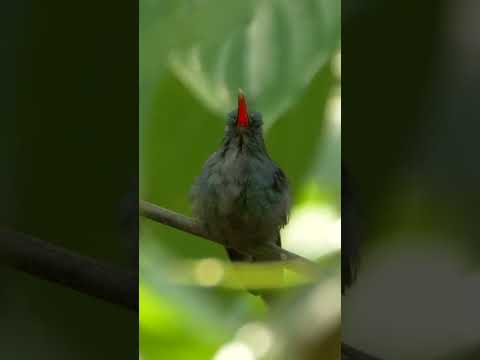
[0,2,138,359]
[343,0,480,359]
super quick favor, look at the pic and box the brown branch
[140,200,319,276]
[0,229,137,311]
[140,201,215,244]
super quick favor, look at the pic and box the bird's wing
[272,167,291,227]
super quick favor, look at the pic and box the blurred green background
[140,1,340,359]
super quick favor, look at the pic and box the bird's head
[226,89,263,136]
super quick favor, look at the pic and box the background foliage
[342,1,480,359]
[140,1,341,359]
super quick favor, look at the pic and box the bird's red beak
[237,89,249,128]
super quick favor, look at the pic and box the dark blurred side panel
[343,0,480,359]
[1,2,138,359]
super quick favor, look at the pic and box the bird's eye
[250,112,262,126]
[226,112,237,127]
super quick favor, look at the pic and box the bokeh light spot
[213,341,255,360]
[282,205,341,259]
[236,322,274,358]
[193,258,224,287]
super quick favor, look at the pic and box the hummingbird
[190,90,291,287]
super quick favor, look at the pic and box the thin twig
[140,200,319,275]
[140,201,216,244]
[0,229,138,311]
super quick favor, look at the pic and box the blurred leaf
[267,64,334,195]
[272,277,341,359]
[140,240,239,330]
[140,0,255,54]
[140,240,267,360]
[140,0,255,117]
[140,285,222,360]
[170,0,340,127]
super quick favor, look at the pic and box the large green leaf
[140,0,258,173]
[140,0,256,109]
[169,0,340,127]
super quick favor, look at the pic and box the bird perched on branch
[190,90,291,292]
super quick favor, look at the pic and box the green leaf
[140,0,258,186]
[140,0,256,109]
[169,0,340,127]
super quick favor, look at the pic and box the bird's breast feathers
[193,151,290,229]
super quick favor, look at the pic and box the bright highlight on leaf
[169,0,340,127]
[326,94,341,132]
[194,258,225,287]
[213,341,256,360]
[282,205,341,259]
[236,322,274,358]
[163,258,317,289]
